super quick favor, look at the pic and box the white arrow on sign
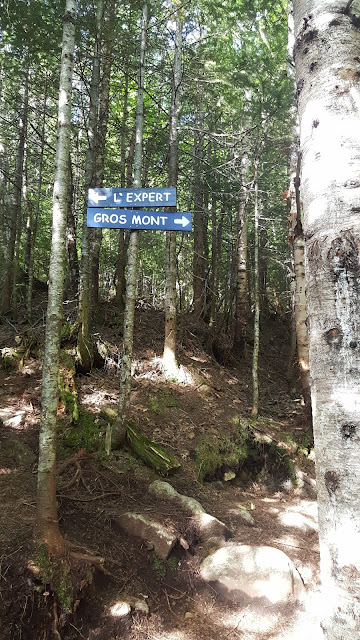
[89,190,107,205]
[174,215,191,228]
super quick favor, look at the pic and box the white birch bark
[289,150,311,410]
[293,1,360,636]
[36,0,76,552]
[113,2,148,447]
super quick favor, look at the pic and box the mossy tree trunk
[36,0,76,554]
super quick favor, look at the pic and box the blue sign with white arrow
[87,209,192,231]
[88,187,176,208]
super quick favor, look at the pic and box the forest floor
[0,297,323,640]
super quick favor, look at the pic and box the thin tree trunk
[1,68,29,315]
[90,0,114,312]
[113,2,148,447]
[234,151,251,352]
[27,86,48,320]
[289,150,311,412]
[0,59,6,270]
[192,88,206,319]
[77,0,103,372]
[293,2,360,636]
[163,8,182,376]
[65,154,79,299]
[251,161,260,418]
[36,0,76,553]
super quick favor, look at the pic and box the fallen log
[126,423,181,476]
[100,409,180,475]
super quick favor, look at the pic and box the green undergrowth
[58,410,106,454]
[147,387,178,414]
[150,551,179,579]
[195,418,297,485]
[195,422,250,482]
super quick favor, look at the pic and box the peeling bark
[294,2,360,636]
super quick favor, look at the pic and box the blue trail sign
[88,187,176,208]
[87,208,192,231]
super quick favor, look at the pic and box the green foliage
[149,551,179,579]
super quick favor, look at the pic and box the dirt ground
[0,301,322,640]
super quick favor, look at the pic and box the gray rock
[200,543,305,604]
[149,480,231,541]
[235,505,255,527]
[192,512,231,542]
[149,480,205,514]
[116,512,176,560]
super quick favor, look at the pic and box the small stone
[236,505,255,527]
[110,601,131,618]
[184,611,194,620]
[188,431,195,440]
[134,600,149,616]
[224,471,236,482]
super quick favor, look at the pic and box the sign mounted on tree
[88,187,177,208]
[87,208,192,231]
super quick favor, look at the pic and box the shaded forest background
[0,0,294,342]
[0,2,320,639]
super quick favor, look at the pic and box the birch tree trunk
[293,2,360,636]
[163,8,182,376]
[113,2,148,448]
[36,0,76,553]
[288,149,311,413]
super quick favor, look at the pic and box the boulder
[116,512,176,560]
[200,543,305,604]
[149,480,205,513]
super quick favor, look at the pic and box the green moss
[36,544,53,584]
[147,388,178,415]
[59,410,106,453]
[56,563,73,613]
[195,424,249,482]
[35,545,73,614]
